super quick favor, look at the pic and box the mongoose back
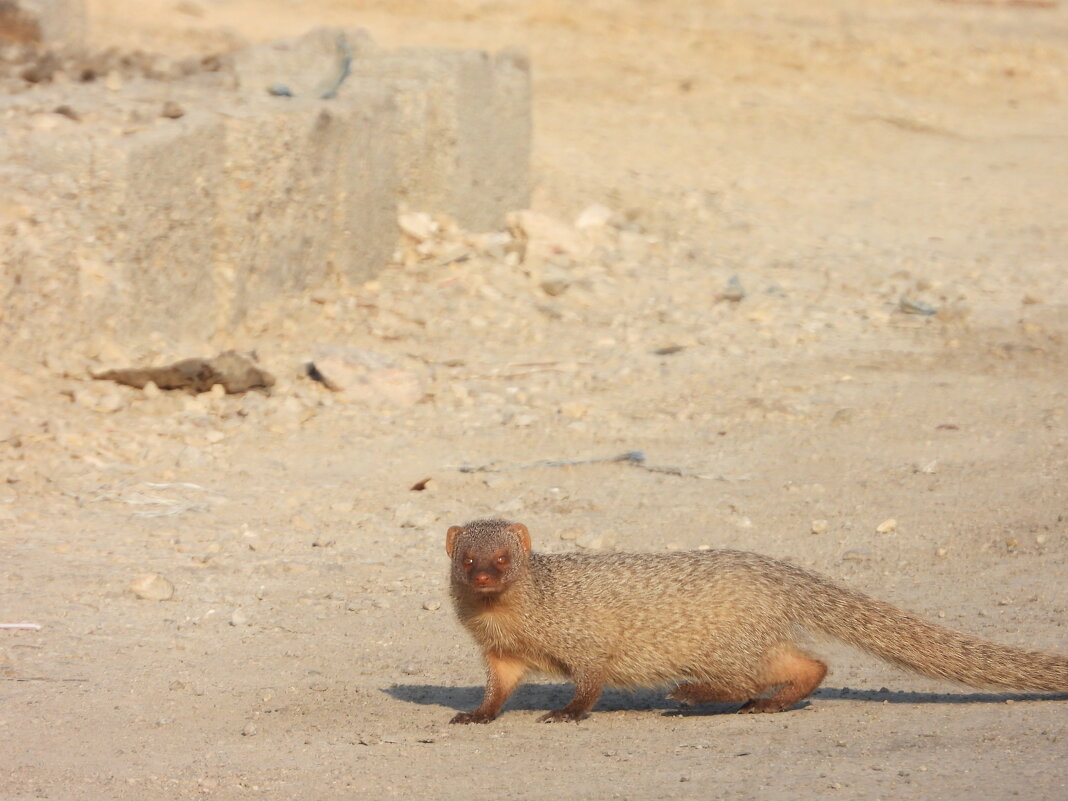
[445,518,1068,723]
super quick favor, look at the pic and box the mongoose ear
[508,523,531,553]
[445,526,463,557]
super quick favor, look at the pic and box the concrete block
[87,112,226,341]
[215,88,398,322]
[487,49,533,221]
[0,110,223,344]
[339,45,531,230]
[0,26,531,362]
[0,0,86,48]
[230,27,531,230]
[0,164,84,356]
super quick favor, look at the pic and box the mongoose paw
[450,710,496,724]
[738,698,792,714]
[537,709,588,723]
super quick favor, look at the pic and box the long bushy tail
[790,572,1068,692]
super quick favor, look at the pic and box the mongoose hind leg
[739,646,827,713]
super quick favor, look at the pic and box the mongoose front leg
[451,651,527,724]
[537,669,604,723]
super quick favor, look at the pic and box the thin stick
[455,451,746,481]
[457,450,643,473]
[0,623,41,631]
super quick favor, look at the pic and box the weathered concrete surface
[351,47,532,233]
[0,26,530,358]
[230,27,531,232]
[212,89,399,327]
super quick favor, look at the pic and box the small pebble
[128,573,174,601]
[575,203,613,229]
[831,408,855,424]
[73,388,99,410]
[422,600,441,611]
[398,211,436,242]
[575,532,604,550]
[540,278,571,297]
[241,722,258,737]
[230,608,248,626]
[899,296,937,315]
[720,275,745,303]
[876,518,897,534]
[811,520,828,535]
[161,100,185,119]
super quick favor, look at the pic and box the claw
[450,711,495,724]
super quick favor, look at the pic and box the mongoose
[445,518,1068,723]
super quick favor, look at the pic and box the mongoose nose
[472,572,493,586]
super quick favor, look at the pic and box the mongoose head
[446,519,532,597]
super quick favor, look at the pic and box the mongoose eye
[496,555,509,567]
[462,557,474,567]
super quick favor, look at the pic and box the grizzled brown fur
[445,519,1068,723]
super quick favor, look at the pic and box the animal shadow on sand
[385,683,1068,716]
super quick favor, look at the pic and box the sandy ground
[3,0,1068,798]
